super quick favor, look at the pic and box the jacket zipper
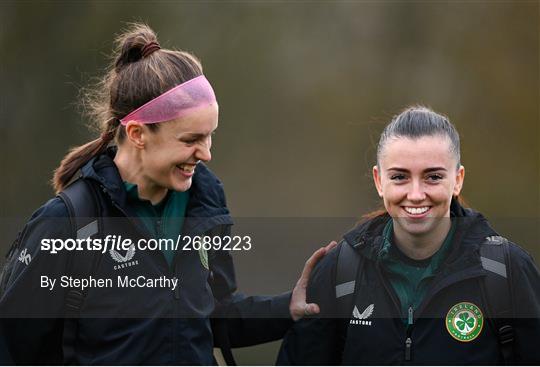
[153,211,182,299]
[376,263,416,363]
[156,219,162,237]
[405,306,413,361]
[154,218,180,299]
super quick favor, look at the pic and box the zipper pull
[405,337,412,361]
[408,306,414,325]
[156,219,162,236]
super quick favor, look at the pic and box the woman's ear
[453,165,465,196]
[124,121,145,149]
[373,165,383,198]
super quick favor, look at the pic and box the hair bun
[141,42,161,58]
[113,23,159,71]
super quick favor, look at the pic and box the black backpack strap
[206,224,237,366]
[335,239,362,318]
[57,178,102,363]
[211,318,236,366]
[479,236,514,365]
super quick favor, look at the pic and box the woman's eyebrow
[386,167,448,173]
[387,167,409,173]
[424,167,447,173]
[178,132,210,139]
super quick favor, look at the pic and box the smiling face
[133,103,218,194]
[373,135,465,239]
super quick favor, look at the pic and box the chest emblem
[110,244,136,263]
[350,304,374,325]
[110,244,139,271]
[446,302,484,342]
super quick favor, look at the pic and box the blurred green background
[1,1,538,364]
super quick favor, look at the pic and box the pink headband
[120,75,217,125]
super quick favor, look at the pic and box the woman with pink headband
[0,23,333,365]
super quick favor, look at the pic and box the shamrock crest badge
[446,302,484,342]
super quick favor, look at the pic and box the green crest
[446,302,484,342]
[198,248,209,270]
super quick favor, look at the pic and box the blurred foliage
[0,1,538,364]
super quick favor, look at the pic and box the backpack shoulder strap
[57,177,103,313]
[205,224,237,366]
[335,238,363,318]
[57,178,102,364]
[479,236,514,364]
[58,178,100,243]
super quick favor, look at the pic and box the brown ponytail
[52,118,118,192]
[52,22,203,193]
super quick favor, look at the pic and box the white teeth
[178,164,195,173]
[404,207,429,215]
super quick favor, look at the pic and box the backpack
[334,236,515,364]
[58,177,238,365]
[0,179,101,301]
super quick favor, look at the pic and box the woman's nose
[195,144,211,162]
[407,181,426,202]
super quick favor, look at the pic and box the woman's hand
[289,241,338,321]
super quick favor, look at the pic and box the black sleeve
[208,225,293,348]
[0,199,72,365]
[276,245,345,365]
[508,244,540,364]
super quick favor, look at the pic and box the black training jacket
[0,148,292,365]
[277,203,540,365]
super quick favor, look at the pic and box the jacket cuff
[273,291,293,319]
